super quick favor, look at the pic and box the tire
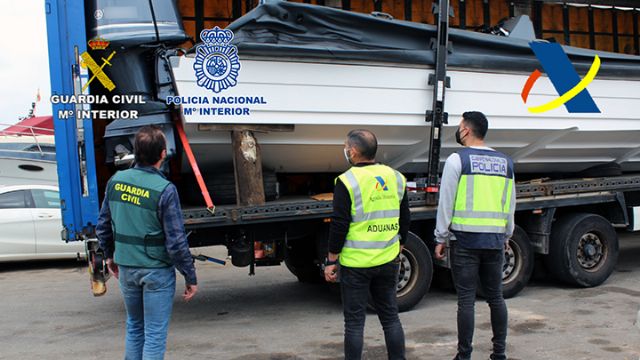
[500,226,534,298]
[285,236,323,283]
[396,232,433,312]
[545,213,619,287]
[182,171,278,205]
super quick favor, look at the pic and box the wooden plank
[540,3,564,43]
[634,10,639,55]
[415,0,435,24]
[542,3,564,32]
[593,6,612,33]
[466,0,485,28]
[616,8,635,35]
[595,35,614,51]
[618,34,636,54]
[489,0,510,27]
[231,130,266,206]
[570,34,592,48]
[569,5,589,32]
[352,0,374,14]
[449,0,460,28]
[204,0,232,18]
[180,0,196,17]
[612,9,619,52]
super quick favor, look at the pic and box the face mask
[455,128,467,146]
[343,148,352,165]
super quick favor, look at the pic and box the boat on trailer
[170,1,640,176]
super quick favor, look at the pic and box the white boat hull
[0,158,58,186]
[172,57,640,174]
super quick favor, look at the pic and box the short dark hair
[347,129,378,160]
[462,111,489,139]
[134,125,167,166]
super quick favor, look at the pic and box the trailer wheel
[182,171,278,205]
[500,226,534,298]
[396,232,433,312]
[546,213,619,287]
[285,238,323,283]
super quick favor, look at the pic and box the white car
[0,184,84,262]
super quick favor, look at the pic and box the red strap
[175,120,215,213]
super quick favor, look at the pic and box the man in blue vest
[96,126,197,360]
[434,111,516,360]
[324,129,410,360]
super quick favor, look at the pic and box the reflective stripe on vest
[345,234,400,249]
[451,152,514,234]
[338,164,406,268]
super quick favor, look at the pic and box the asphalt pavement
[1,234,639,360]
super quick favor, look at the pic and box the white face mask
[343,148,352,165]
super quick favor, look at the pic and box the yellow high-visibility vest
[451,148,514,234]
[337,164,406,268]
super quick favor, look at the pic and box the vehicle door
[0,190,36,257]
[29,189,81,255]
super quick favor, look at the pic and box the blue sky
[0,1,52,125]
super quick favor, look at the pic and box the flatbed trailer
[177,174,640,310]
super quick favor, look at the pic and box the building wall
[178,0,640,54]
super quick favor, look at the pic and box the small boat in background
[0,117,57,186]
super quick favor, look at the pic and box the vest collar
[353,161,377,167]
[133,165,167,179]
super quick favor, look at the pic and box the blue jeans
[340,259,406,360]
[451,245,508,360]
[119,265,176,360]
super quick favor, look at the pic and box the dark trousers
[340,259,406,360]
[452,245,508,360]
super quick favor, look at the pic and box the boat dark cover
[227,0,640,79]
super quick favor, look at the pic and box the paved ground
[1,234,639,360]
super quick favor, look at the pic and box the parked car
[0,185,84,262]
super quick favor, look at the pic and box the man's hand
[324,264,338,283]
[434,243,447,260]
[183,284,198,302]
[106,258,119,279]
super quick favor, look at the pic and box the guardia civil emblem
[193,27,241,93]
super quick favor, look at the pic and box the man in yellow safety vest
[324,129,410,360]
[434,111,516,360]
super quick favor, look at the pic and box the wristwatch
[323,257,338,267]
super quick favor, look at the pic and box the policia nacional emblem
[193,26,241,93]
